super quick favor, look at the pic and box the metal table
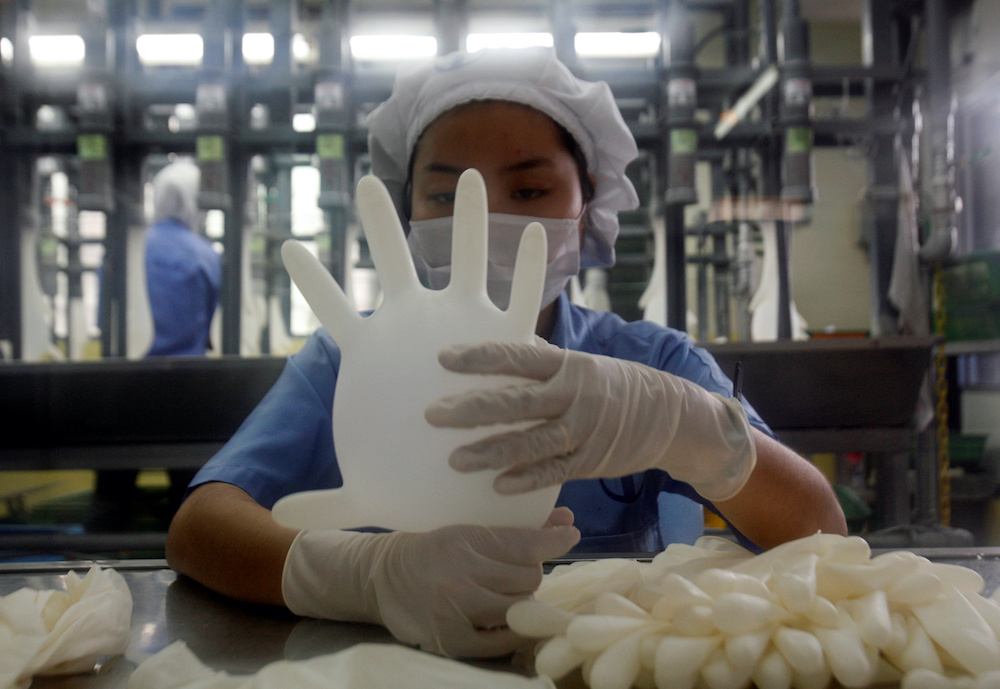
[0,559,535,689]
[5,550,1000,688]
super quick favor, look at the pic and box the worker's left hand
[425,340,756,502]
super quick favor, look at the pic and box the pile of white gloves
[281,517,580,658]
[507,533,1000,689]
[426,340,757,503]
[0,566,132,689]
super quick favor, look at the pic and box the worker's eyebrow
[419,157,558,176]
[420,162,463,175]
[503,157,557,173]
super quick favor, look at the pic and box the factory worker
[90,161,222,532]
[145,160,221,356]
[166,48,846,659]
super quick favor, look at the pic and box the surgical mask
[408,211,583,310]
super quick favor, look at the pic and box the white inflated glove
[424,341,757,502]
[280,515,580,659]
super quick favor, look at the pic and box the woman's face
[410,101,586,223]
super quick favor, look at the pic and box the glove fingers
[427,384,569,428]
[437,341,565,380]
[457,523,580,567]
[494,460,576,495]
[472,562,544,596]
[449,420,575,472]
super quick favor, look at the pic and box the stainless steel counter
[5,549,1000,688]
[0,559,535,688]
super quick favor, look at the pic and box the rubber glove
[1,566,132,689]
[424,341,756,502]
[281,512,580,659]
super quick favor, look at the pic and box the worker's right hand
[280,510,579,658]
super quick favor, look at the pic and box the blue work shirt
[145,217,222,356]
[190,293,773,552]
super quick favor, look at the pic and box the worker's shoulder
[566,302,699,365]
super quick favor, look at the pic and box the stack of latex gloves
[1,566,132,689]
[507,533,1000,689]
[129,639,554,689]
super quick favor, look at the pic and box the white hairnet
[152,160,201,230]
[366,47,640,268]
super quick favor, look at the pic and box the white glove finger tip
[507,222,546,329]
[449,169,489,295]
[280,240,358,342]
[448,448,485,472]
[355,175,420,297]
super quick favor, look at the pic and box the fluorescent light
[136,34,203,66]
[350,35,437,62]
[29,35,85,66]
[292,113,316,132]
[1,37,12,63]
[575,31,660,58]
[293,34,311,62]
[466,32,553,52]
[243,32,311,64]
[243,33,274,65]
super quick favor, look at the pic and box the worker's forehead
[413,101,572,168]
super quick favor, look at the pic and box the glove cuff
[686,394,757,502]
[281,529,383,624]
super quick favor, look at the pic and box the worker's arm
[166,481,296,606]
[713,429,847,550]
[426,341,848,550]
[166,481,580,658]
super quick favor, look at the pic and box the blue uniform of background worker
[166,48,846,659]
[145,161,222,357]
[89,161,221,531]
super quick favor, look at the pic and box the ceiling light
[136,34,203,66]
[575,32,660,58]
[350,35,437,62]
[243,33,274,65]
[29,35,85,66]
[466,32,553,52]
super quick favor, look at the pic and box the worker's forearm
[165,481,298,607]
[714,429,848,550]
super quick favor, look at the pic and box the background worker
[89,161,221,532]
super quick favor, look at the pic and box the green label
[315,232,331,254]
[197,136,225,162]
[786,127,813,154]
[77,134,107,161]
[317,134,345,160]
[670,129,697,155]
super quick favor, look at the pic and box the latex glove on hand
[281,508,579,659]
[425,341,756,503]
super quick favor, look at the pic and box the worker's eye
[428,191,456,205]
[512,188,545,201]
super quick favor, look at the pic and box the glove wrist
[281,529,383,624]
[678,393,757,501]
[645,369,757,502]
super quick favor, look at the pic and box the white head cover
[366,47,640,268]
[152,160,201,231]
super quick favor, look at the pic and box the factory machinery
[0,0,973,552]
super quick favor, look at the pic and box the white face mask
[407,211,583,310]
